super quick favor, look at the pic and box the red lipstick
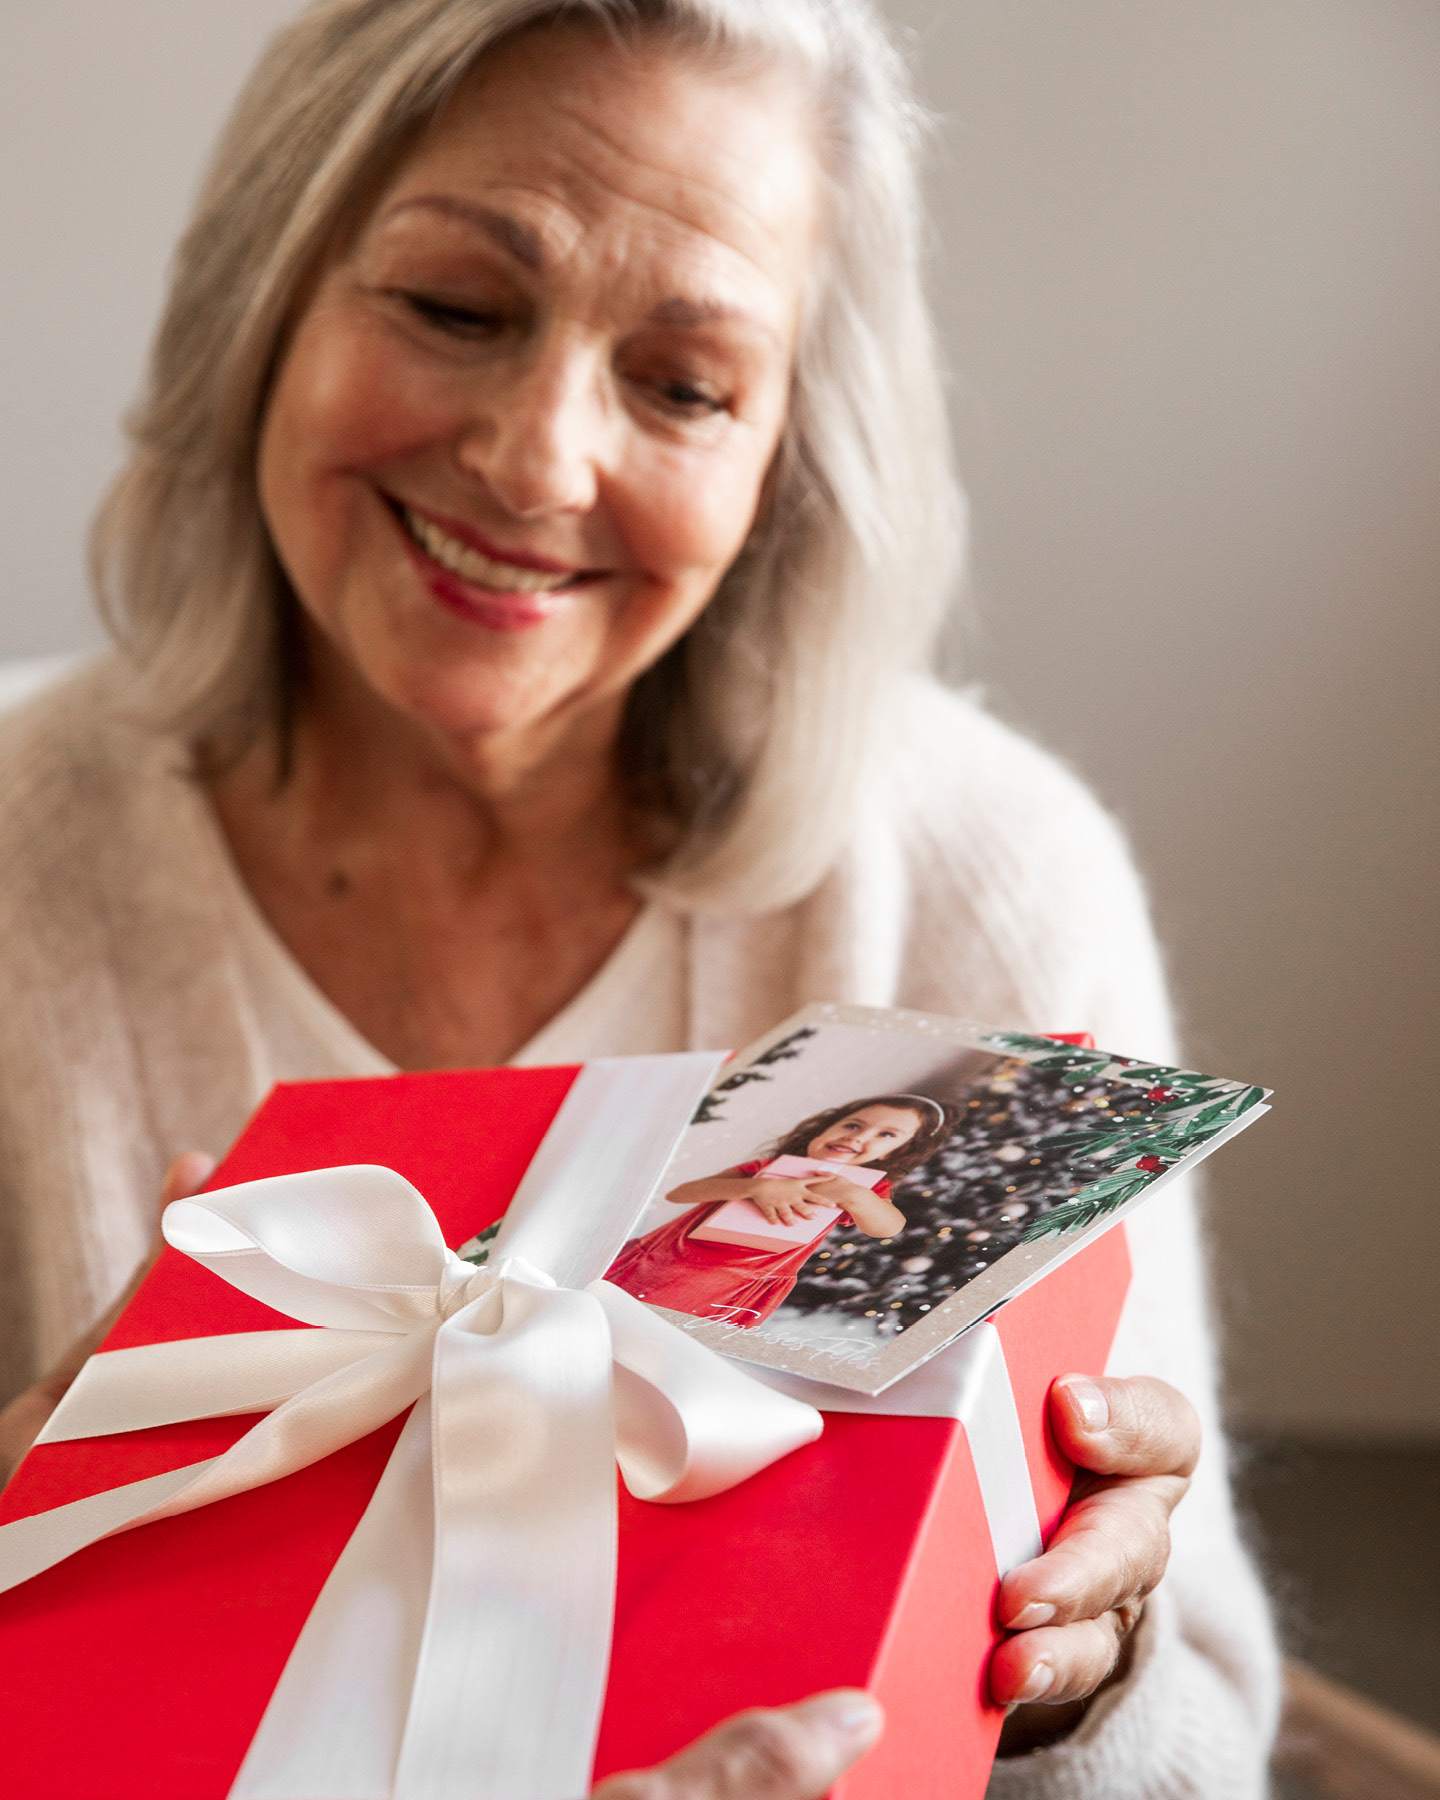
[398,499,584,576]
[388,499,595,633]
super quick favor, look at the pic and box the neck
[212,631,660,886]
[201,635,669,1071]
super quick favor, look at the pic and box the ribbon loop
[163,1167,452,1330]
[593,1281,823,1503]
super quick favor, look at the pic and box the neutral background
[1,1,1435,1438]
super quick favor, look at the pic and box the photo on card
[603,1004,1269,1394]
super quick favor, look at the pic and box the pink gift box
[689,1154,884,1251]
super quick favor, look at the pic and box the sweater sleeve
[991,807,1279,1796]
[985,1175,1280,1800]
[887,689,1281,1797]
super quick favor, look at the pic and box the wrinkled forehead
[362,21,823,327]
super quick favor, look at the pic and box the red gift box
[0,1061,1130,1799]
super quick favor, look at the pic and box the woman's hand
[593,1690,882,1800]
[0,1151,216,1485]
[992,1374,1200,1756]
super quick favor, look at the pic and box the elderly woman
[0,0,1277,1794]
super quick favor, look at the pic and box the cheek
[259,315,452,574]
[615,435,772,588]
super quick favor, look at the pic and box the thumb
[1049,1374,1200,1481]
[591,1690,883,1800]
[146,1152,218,1258]
[157,1151,218,1220]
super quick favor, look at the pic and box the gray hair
[92,0,964,913]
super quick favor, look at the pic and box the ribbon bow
[0,1058,823,1800]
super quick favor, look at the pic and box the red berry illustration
[1136,1154,1166,1172]
[1146,1086,1173,1102]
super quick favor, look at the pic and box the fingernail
[796,1690,884,1746]
[1018,1662,1055,1702]
[1064,1378,1109,1431]
[1009,1601,1056,1629]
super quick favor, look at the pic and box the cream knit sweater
[0,661,1279,1797]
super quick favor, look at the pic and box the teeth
[401,507,574,593]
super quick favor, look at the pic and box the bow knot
[439,1252,559,1320]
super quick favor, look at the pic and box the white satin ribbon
[0,1056,823,1800]
[750,1322,1043,1575]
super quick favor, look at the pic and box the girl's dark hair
[770,1094,950,1180]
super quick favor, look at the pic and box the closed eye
[400,292,509,338]
[651,376,728,417]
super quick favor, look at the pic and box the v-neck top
[218,834,689,1079]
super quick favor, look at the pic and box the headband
[881,1094,947,1131]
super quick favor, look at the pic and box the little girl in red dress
[605,1093,948,1328]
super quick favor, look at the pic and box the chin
[380,659,555,742]
[326,586,569,733]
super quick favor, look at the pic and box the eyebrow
[384,195,546,270]
[646,295,754,332]
[382,195,776,334]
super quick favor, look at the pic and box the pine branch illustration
[690,1026,819,1124]
[458,1220,503,1266]
[1021,1178,1148,1242]
[752,1026,819,1068]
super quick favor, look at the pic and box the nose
[455,332,605,519]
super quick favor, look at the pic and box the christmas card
[598,1003,1269,1395]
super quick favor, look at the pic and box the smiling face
[255,23,821,762]
[807,1106,925,1168]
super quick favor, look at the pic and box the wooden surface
[1275,1660,1440,1800]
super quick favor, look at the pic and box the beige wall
[888,0,1440,1439]
[0,0,301,654]
[1,2,1436,1436]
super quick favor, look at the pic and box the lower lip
[396,519,580,633]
